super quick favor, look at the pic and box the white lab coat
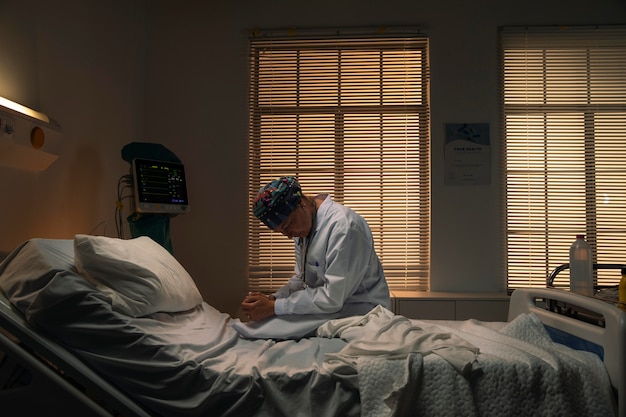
[273,195,390,316]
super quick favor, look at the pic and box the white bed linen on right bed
[313,307,614,417]
[409,315,615,417]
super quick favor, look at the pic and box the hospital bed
[0,237,623,417]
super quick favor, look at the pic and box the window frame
[247,29,431,293]
[500,25,626,289]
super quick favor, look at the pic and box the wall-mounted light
[0,95,62,172]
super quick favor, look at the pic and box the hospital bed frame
[1,287,624,417]
[509,287,626,417]
[0,293,153,417]
[547,262,626,290]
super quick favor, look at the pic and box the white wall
[0,0,624,315]
[0,0,146,250]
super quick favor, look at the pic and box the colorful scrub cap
[252,176,302,229]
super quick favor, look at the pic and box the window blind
[248,31,430,292]
[500,25,626,288]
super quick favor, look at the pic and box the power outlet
[0,114,15,140]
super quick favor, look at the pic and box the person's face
[273,203,312,239]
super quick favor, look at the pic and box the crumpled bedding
[318,305,480,373]
[317,305,480,417]
[17,275,360,417]
[0,239,360,417]
[0,238,617,417]
[320,309,614,417]
[450,313,615,417]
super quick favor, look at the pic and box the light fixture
[0,95,62,172]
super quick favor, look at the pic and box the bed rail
[510,287,626,417]
[0,293,153,417]
[547,263,626,289]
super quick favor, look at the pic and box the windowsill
[391,291,510,301]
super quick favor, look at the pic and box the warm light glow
[0,96,50,123]
[502,25,626,290]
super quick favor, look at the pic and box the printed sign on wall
[444,123,490,186]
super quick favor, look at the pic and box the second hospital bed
[0,236,624,416]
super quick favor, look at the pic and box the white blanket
[447,312,616,417]
[317,305,480,417]
[317,307,615,417]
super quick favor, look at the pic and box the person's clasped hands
[241,292,276,321]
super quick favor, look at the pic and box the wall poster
[444,123,491,186]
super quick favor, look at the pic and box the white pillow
[73,234,202,317]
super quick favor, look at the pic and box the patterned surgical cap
[252,176,303,229]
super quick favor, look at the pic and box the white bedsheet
[318,305,480,417]
[318,305,479,373]
[0,239,362,417]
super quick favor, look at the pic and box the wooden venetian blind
[500,25,626,288]
[248,30,430,292]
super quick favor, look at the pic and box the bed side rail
[0,294,154,417]
[509,287,626,417]
[547,263,626,289]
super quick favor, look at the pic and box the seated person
[241,176,390,322]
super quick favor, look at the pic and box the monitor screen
[131,158,189,214]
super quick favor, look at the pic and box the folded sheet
[317,305,479,374]
[317,305,480,417]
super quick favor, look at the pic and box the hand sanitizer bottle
[569,235,593,296]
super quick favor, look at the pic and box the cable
[88,221,107,235]
[115,174,134,239]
